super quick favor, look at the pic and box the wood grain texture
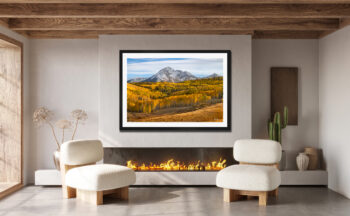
[0,18,8,27]
[1,0,350,3]
[269,188,279,197]
[253,30,323,39]
[77,189,103,205]
[319,18,350,38]
[8,18,339,31]
[0,35,22,187]
[223,188,235,202]
[271,67,298,125]
[0,33,22,47]
[15,30,253,38]
[259,191,268,206]
[0,183,22,200]
[0,2,347,38]
[0,4,350,18]
[223,189,274,206]
[103,186,129,200]
[16,30,326,39]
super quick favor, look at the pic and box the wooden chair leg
[258,191,268,206]
[273,188,278,197]
[247,195,255,200]
[62,185,76,199]
[223,188,232,202]
[77,189,103,205]
[105,186,129,200]
[223,188,239,202]
[120,187,129,200]
[268,188,278,197]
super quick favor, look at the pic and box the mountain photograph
[126,57,224,123]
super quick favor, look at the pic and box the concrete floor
[0,186,349,216]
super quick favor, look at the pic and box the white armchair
[60,140,136,205]
[216,139,282,206]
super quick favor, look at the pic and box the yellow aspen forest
[127,77,223,122]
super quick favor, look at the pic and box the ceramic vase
[304,147,319,170]
[296,153,309,171]
[53,149,60,171]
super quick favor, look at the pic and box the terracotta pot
[304,147,319,170]
[53,150,60,171]
[296,153,309,171]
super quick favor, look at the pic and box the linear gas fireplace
[104,147,235,185]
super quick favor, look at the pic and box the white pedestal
[35,169,61,186]
[34,169,328,186]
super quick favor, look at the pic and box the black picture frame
[119,50,232,132]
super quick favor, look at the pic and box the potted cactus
[268,106,288,170]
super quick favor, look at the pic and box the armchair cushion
[60,140,103,165]
[65,164,136,191]
[216,165,281,191]
[234,139,282,164]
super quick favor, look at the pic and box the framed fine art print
[120,50,231,131]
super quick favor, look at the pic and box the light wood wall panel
[0,38,21,184]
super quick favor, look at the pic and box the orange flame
[126,158,226,171]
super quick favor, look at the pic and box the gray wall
[252,39,319,170]
[319,26,350,199]
[98,35,252,148]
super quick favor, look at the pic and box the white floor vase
[296,153,309,171]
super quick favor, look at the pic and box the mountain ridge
[128,67,222,83]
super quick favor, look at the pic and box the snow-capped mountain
[143,67,197,83]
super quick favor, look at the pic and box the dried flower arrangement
[71,109,88,140]
[33,107,88,149]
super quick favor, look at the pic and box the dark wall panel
[271,67,298,125]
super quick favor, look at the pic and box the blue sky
[127,58,223,80]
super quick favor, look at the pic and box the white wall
[0,27,30,184]
[99,35,252,148]
[252,40,319,170]
[319,26,350,198]
[28,39,99,182]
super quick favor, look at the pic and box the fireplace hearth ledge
[35,169,328,186]
[134,171,218,185]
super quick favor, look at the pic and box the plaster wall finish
[0,32,322,184]
[252,39,319,170]
[98,35,252,148]
[319,26,350,199]
[28,39,99,182]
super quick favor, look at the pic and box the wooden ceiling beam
[8,18,339,31]
[0,4,350,18]
[319,18,350,38]
[0,18,8,27]
[16,29,323,39]
[2,0,350,4]
[15,30,254,38]
[253,30,322,39]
